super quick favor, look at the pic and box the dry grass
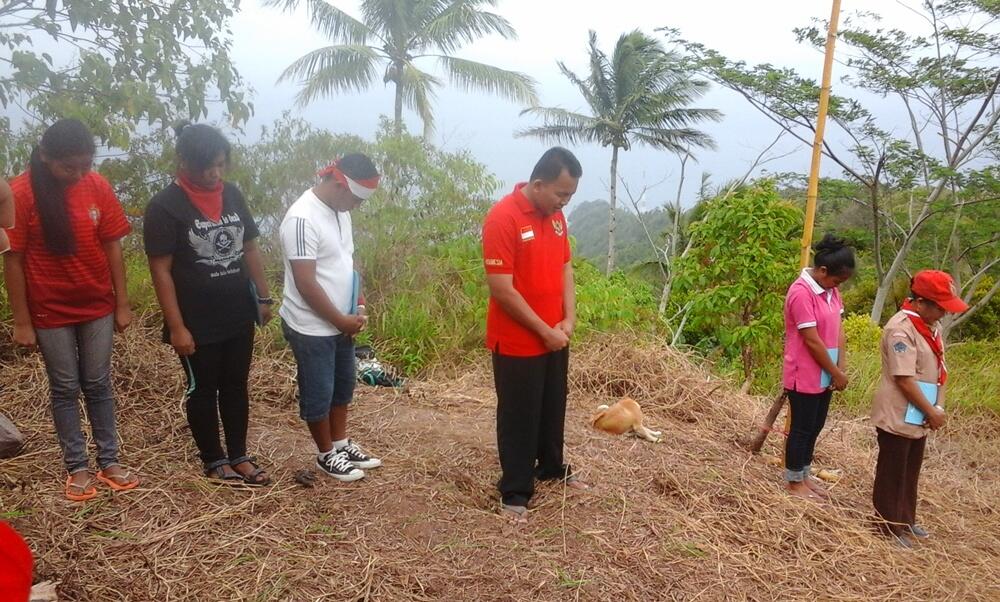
[1,325,998,601]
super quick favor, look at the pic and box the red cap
[911,270,968,313]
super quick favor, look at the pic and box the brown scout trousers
[872,427,927,534]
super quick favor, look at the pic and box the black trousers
[180,326,255,466]
[784,389,832,481]
[493,347,570,507]
[873,428,926,535]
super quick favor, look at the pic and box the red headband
[317,161,380,200]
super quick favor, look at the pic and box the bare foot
[804,476,830,499]
[565,475,591,491]
[501,504,528,524]
[68,470,93,490]
[786,481,822,502]
[100,464,139,488]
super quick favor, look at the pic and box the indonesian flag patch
[520,225,535,242]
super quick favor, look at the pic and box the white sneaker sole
[315,459,365,482]
[351,458,382,469]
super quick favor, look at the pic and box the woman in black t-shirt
[144,122,273,486]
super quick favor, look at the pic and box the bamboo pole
[750,0,842,454]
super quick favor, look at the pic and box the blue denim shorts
[282,322,357,422]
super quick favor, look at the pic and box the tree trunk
[605,146,618,276]
[393,63,404,137]
[606,145,619,275]
[659,152,689,314]
[749,391,787,453]
[870,181,884,285]
[870,181,949,322]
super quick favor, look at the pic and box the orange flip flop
[96,469,140,492]
[65,475,98,502]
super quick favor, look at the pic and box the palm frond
[265,0,372,44]
[515,124,606,146]
[556,61,602,115]
[611,30,667,110]
[437,56,538,104]
[632,126,717,152]
[398,62,442,134]
[519,106,600,129]
[421,1,517,53]
[360,0,410,43]
[585,30,616,116]
[279,45,381,106]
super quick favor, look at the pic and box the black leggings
[784,389,832,482]
[180,327,255,466]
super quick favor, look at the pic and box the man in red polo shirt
[482,147,588,523]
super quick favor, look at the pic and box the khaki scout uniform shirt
[871,310,943,439]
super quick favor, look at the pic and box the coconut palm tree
[520,30,721,274]
[266,0,538,136]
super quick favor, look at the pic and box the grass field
[1,324,998,601]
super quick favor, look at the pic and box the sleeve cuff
[797,321,818,329]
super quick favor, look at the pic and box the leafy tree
[519,29,720,275]
[0,0,251,164]
[673,181,801,388]
[669,0,1000,333]
[264,0,538,136]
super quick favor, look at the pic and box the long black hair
[813,233,856,276]
[30,119,96,256]
[173,121,231,172]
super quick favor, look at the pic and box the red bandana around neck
[901,299,947,385]
[176,172,223,222]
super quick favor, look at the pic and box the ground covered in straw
[1,324,999,601]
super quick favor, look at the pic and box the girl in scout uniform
[871,270,967,548]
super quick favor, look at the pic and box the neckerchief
[176,172,223,222]
[901,299,947,385]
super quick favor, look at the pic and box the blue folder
[350,270,362,315]
[819,348,840,389]
[904,381,939,426]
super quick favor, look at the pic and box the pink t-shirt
[782,269,844,394]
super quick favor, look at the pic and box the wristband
[257,297,275,306]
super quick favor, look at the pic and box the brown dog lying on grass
[591,398,662,443]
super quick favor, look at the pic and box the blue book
[350,270,362,315]
[819,348,840,389]
[904,381,939,426]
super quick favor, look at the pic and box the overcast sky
[230,0,924,208]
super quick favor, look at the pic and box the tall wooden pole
[800,0,843,269]
[750,0,842,454]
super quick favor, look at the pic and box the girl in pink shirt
[782,234,854,501]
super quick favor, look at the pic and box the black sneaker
[316,451,364,482]
[339,440,382,469]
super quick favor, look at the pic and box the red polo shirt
[5,171,130,329]
[483,183,571,357]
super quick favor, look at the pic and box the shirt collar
[512,182,538,214]
[800,268,826,295]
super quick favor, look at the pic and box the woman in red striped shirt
[3,119,139,501]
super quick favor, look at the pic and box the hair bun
[814,232,847,254]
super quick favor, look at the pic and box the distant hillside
[567,199,672,268]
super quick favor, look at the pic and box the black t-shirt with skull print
[144,182,259,345]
